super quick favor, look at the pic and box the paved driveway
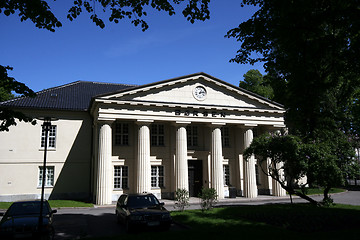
[43,190,360,239]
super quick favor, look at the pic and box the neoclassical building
[0,73,286,205]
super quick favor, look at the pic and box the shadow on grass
[171,204,360,240]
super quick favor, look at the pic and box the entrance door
[188,160,203,197]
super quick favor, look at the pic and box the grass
[0,200,93,209]
[86,203,360,240]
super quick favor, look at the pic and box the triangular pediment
[97,73,283,111]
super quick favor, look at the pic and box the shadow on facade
[49,116,92,201]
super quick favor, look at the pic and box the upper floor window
[151,124,164,146]
[223,165,230,186]
[41,125,56,149]
[221,126,230,147]
[114,166,129,189]
[186,126,198,147]
[151,166,164,188]
[114,123,129,145]
[38,166,54,187]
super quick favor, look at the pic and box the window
[151,124,164,146]
[41,125,56,148]
[114,166,129,189]
[114,123,129,145]
[38,166,54,187]
[221,127,230,147]
[151,166,164,188]
[223,165,230,186]
[186,126,198,147]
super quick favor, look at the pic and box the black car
[0,200,57,239]
[115,193,172,232]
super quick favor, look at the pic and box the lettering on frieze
[175,110,226,118]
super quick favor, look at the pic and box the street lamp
[37,117,57,235]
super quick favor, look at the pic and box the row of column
[94,120,285,205]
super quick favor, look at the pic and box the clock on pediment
[193,85,207,101]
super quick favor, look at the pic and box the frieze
[175,110,226,118]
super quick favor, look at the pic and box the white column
[135,121,152,194]
[175,123,189,191]
[211,125,224,199]
[272,163,287,196]
[95,121,113,205]
[243,127,258,198]
[272,130,286,197]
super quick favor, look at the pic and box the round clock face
[193,86,207,100]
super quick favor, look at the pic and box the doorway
[188,160,203,197]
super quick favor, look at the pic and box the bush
[199,187,217,211]
[174,188,190,211]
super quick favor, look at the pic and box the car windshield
[127,195,160,209]
[7,202,50,216]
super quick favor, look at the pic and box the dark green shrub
[199,187,217,211]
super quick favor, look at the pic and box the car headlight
[130,215,144,221]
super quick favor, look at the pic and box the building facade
[0,73,286,205]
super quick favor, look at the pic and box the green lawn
[0,200,93,209]
[87,203,360,240]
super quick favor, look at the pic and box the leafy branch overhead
[0,66,36,131]
[1,0,210,32]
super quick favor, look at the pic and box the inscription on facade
[175,110,226,118]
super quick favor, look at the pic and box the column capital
[97,118,115,125]
[135,119,154,126]
[173,121,191,127]
[209,122,226,128]
[238,124,257,129]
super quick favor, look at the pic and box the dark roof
[0,81,136,111]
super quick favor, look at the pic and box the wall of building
[0,110,93,202]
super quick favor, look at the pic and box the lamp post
[37,117,55,234]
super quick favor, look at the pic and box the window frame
[38,166,55,188]
[221,126,230,147]
[186,125,198,147]
[113,165,129,190]
[114,122,129,146]
[151,165,164,188]
[223,164,230,186]
[150,124,165,146]
[40,125,57,149]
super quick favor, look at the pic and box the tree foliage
[244,132,358,205]
[240,69,274,100]
[229,0,360,202]
[1,0,210,32]
[0,66,36,131]
[226,0,360,136]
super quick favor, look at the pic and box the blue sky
[1,1,263,92]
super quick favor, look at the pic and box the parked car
[0,200,57,239]
[115,193,172,232]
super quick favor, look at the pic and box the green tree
[0,66,36,131]
[227,0,360,202]
[0,0,210,131]
[240,69,274,100]
[245,132,358,205]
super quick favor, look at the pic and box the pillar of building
[135,121,152,194]
[272,162,287,196]
[175,123,189,191]
[243,127,258,198]
[211,124,224,199]
[95,121,113,205]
